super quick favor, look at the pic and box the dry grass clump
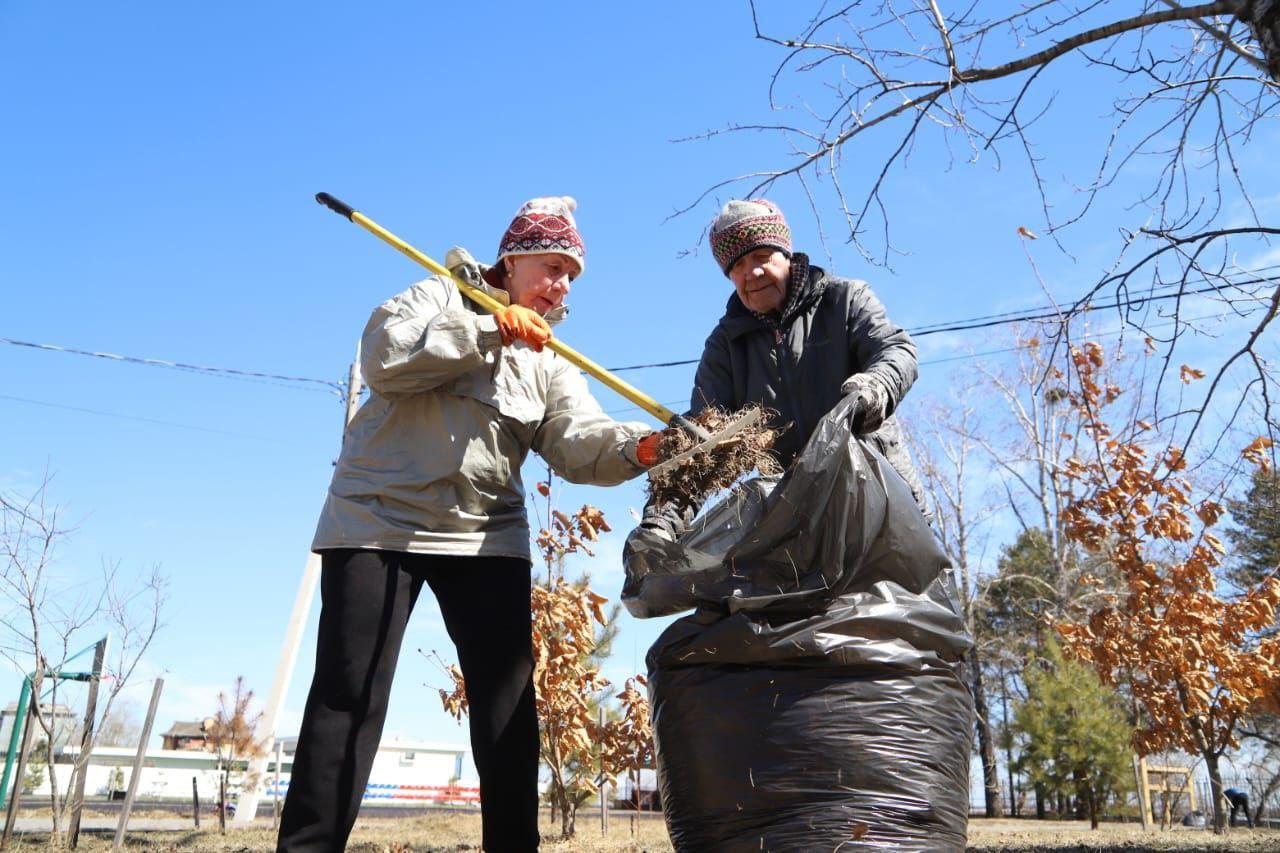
[42,812,674,851]
[646,405,781,507]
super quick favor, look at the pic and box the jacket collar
[450,245,568,327]
[719,255,827,339]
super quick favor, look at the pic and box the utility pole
[233,351,362,825]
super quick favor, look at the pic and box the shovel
[315,192,738,450]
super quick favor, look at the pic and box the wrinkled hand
[635,432,664,467]
[494,305,552,351]
[840,374,887,434]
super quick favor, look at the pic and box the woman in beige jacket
[279,197,658,853]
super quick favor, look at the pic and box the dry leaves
[1055,344,1280,758]
[434,494,653,839]
[646,404,781,507]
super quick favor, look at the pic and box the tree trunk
[1204,751,1226,834]
[1000,667,1018,817]
[1242,0,1280,82]
[561,801,576,839]
[969,653,1004,817]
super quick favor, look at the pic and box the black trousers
[277,549,540,852]
[1227,792,1252,827]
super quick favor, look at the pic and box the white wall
[24,740,474,805]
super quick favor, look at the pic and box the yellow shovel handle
[316,193,677,425]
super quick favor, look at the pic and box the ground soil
[965,817,1279,851]
[8,812,1278,851]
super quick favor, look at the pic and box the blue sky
[2,1,1274,772]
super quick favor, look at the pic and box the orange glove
[636,432,664,467]
[493,305,552,351]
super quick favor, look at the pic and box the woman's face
[503,253,578,315]
[728,248,791,315]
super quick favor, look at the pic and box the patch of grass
[9,811,674,851]
[11,812,1279,851]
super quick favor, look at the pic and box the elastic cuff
[622,438,642,467]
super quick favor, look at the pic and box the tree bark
[1000,666,1019,817]
[1242,0,1280,81]
[1205,752,1226,834]
[562,803,576,840]
[969,654,1004,817]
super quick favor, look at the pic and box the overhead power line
[606,269,1278,373]
[600,307,1266,418]
[0,336,345,395]
[3,264,1274,390]
[0,393,279,441]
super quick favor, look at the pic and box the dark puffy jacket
[691,261,928,512]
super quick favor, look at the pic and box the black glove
[840,374,887,434]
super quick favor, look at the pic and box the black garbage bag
[624,397,974,851]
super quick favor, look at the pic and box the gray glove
[640,502,690,541]
[839,374,888,434]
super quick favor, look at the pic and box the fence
[265,780,480,806]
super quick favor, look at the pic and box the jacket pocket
[443,351,545,426]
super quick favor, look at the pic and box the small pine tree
[981,529,1060,657]
[1225,467,1280,592]
[22,739,49,795]
[1013,639,1134,828]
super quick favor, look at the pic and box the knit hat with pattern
[709,199,792,275]
[497,196,585,274]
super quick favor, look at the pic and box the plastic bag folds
[625,398,974,850]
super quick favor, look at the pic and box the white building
[0,702,81,751]
[26,737,477,808]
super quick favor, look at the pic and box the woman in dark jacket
[650,198,927,532]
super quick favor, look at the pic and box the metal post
[343,356,362,430]
[1,692,40,849]
[0,678,32,810]
[234,353,362,826]
[272,740,283,829]
[1137,755,1152,828]
[599,707,606,837]
[112,678,163,851]
[68,636,108,848]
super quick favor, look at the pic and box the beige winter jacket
[312,254,650,561]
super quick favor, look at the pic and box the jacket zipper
[774,322,801,439]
